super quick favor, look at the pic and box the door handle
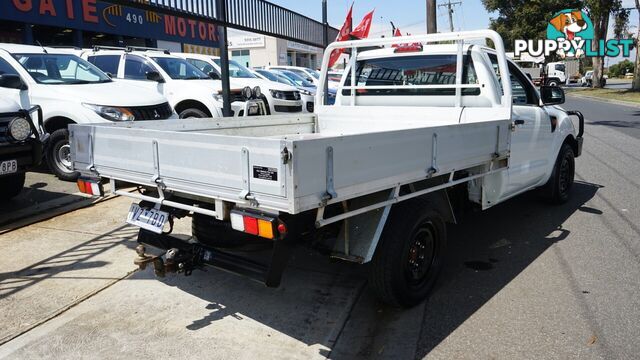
[514,119,525,125]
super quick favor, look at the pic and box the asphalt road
[1,96,639,359]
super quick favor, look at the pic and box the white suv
[77,47,265,118]
[176,53,303,115]
[0,43,174,180]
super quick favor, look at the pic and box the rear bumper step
[136,229,293,287]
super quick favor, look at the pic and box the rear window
[342,55,480,96]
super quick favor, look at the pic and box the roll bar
[316,30,513,109]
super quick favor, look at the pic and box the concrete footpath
[0,197,372,359]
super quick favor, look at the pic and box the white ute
[70,31,584,307]
[175,53,304,115]
[0,43,174,180]
[78,47,265,118]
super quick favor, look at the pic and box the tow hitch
[134,244,203,277]
[134,229,293,287]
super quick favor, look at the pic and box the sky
[266,0,494,37]
[240,0,640,66]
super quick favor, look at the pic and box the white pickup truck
[70,31,584,307]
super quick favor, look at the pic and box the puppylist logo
[515,9,634,59]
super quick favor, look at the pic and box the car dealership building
[0,0,221,55]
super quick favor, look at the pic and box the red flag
[328,4,353,68]
[351,9,375,39]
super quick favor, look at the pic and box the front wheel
[546,79,560,87]
[0,173,26,200]
[368,199,447,308]
[179,108,208,119]
[46,128,79,181]
[544,143,575,204]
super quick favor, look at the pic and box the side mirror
[0,74,27,90]
[540,85,565,105]
[208,71,221,80]
[146,71,165,83]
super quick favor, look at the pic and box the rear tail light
[230,210,284,240]
[77,178,103,196]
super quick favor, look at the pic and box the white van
[77,47,265,118]
[0,43,174,180]
[175,53,303,115]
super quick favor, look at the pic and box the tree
[582,0,623,88]
[608,59,634,77]
[482,0,583,52]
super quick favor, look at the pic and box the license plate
[126,203,169,234]
[0,160,18,176]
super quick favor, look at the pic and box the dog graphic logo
[547,9,594,58]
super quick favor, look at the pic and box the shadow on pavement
[0,225,139,300]
[415,181,601,357]
[0,163,83,227]
[132,181,600,358]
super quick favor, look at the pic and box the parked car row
[0,42,340,199]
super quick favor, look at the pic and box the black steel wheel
[544,143,575,204]
[369,198,447,308]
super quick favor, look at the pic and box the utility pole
[427,0,437,33]
[438,0,462,33]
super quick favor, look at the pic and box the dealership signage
[1,0,220,47]
[229,36,265,49]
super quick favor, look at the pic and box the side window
[186,58,217,75]
[488,54,538,105]
[87,55,120,76]
[124,55,156,80]
[0,57,19,76]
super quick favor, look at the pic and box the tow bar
[134,229,293,287]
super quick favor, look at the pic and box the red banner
[351,9,375,39]
[328,4,353,68]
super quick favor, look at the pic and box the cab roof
[0,43,70,55]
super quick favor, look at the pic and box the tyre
[368,199,447,308]
[546,79,560,87]
[192,213,272,250]
[46,128,79,181]
[544,143,575,204]
[260,96,272,115]
[0,172,26,200]
[179,108,208,119]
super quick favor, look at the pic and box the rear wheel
[46,128,79,181]
[0,173,26,200]
[368,199,447,308]
[546,79,560,87]
[544,143,575,204]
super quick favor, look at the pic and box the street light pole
[216,0,231,117]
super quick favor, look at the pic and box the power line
[438,0,462,32]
